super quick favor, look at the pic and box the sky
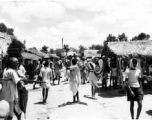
[0,0,152,50]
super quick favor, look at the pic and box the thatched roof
[107,40,152,57]
[27,49,49,58]
[21,52,41,60]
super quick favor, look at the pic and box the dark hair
[44,61,49,67]
[7,57,18,69]
[132,58,137,63]
[72,59,77,65]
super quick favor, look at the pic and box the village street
[13,71,152,120]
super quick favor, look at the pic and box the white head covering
[130,58,138,69]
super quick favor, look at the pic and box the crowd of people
[0,54,146,120]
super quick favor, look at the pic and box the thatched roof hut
[107,40,152,57]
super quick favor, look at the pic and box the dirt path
[13,71,152,120]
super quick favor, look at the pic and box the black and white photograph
[0,0,152,119]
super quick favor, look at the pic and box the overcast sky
[0,0,152,50]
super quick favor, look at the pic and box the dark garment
[127,87,144,101]
[17,81,28,117]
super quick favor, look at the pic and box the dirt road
[13,73,152,120]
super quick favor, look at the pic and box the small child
[110,63,118,87]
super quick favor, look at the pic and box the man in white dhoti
[88,57,99,98]
[39,61,52,104]
[69,59,81,103]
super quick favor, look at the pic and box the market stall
[104,40,152,89]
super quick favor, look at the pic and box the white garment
[98,59,103,70]
[88,62,98,87]
[18,65,26,75]
[69,65,81,95]
[2,68,21,117]
[125,68,141,88]
[39,67,52,89]
[0,100,9,117]
[2,68,20,101]
[3,68,20,84]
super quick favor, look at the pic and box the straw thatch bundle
[107,40,152,57]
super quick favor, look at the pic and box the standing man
[39,61,52,104]
[69,58,81,103]
[125,58,144,119]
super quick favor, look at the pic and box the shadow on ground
[58,101,88,107]
[34,101,44,105]
[96,84,152,98]
[146,110,152,116]
[95,85,127,98]
[83,95,98,100]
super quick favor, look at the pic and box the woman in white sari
[69,59,81,103]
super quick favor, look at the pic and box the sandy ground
[13,70,152,120]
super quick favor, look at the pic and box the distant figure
[88,57,99,98]
[39,61,52,104]
[18,59,26,78]
[79,58,88,84]
[110,63,118,87]
[69,59,81,103]
[102,57,110,90]
[64,58,71,81]
[125,58,144,119]
[29,60,34,79]
[54,59,61,85]
[33,60,43,89]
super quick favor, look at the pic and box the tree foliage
[131,32,150,41]
[63,44,70,53]
[6,28,14,35]
[0,23,14,35]
[7,38,26,57]
[106,34,118,42]
[89,44,103,50]
[0,23,7,33]
[29,47,38,51]
[54,48,62,58]
[49,48,54,54]
[117,33,128,41]
[41,45,48,54]
[78,45,86,53]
